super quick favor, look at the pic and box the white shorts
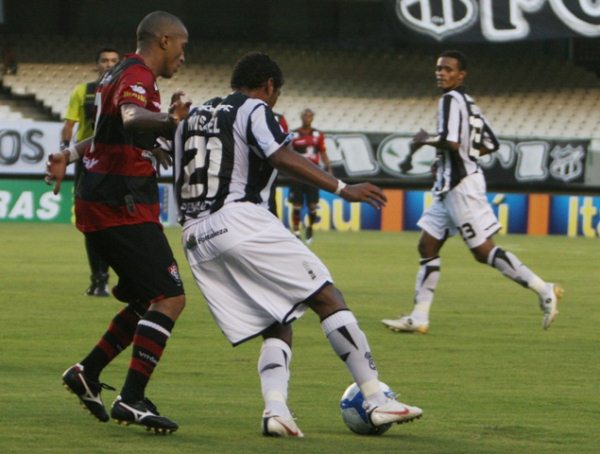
[417,172,501,248]
[182,202,333,345]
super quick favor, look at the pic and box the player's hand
[340,182,387,209]
[169,90,192,122]
[399,155,413,173]
[151,147,173,170]
[412,128,429,146]
[44,151,67,195]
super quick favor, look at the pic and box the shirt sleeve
[481,117,500,152]
[248,104,291,159]
[63,84,83,122]
[437,94,461,143]
[115,66,154,109]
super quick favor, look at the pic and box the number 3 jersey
[433,86,499,198]
[173,92,291,224]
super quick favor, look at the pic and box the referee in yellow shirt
[61,47,120,296]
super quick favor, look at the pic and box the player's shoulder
[70,82,87,96]
[202,96,224,109]
[118,55,155,84]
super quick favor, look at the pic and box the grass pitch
[0,224,598,453]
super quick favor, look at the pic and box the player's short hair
[136,10,185,44]
[440,50,467,70]
[95,47,119,62]
[230,52,284,91]
[301,108,314,116]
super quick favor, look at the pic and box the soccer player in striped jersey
[382,50,563,334]
[47,11,190,433]
[174,52,422,437]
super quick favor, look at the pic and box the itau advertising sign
[387,0,600,41]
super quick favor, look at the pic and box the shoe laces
[78,369,116,393]
[99,382,116,392]
[142,397,159,415]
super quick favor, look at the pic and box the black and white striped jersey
[433,86,499,197]
[173,92,291,224]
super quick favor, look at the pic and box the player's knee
[473,251,488,264]
[261,323,292,346]
[150,294,186,320]
[417,239,430,257]
[309,284,347,319]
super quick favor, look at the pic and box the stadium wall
[1,121,599,237]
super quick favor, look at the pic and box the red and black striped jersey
[75,54,162,232]
[291,128,325,166]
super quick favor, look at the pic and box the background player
[46,11,190,433]
[382,50,563,334]
[268,111,289,216]
[61,46,120,297]
[174,52,422,437]
[288,108,330,243]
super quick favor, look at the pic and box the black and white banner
[319,132,595,192]
[386,0,600,42]
[1,121,596,193]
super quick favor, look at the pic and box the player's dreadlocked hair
[230,52,284,91]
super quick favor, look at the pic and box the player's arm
[476,120,500,156]
[269,145,386,209]
[419,133,460,152]
[121,91,191,138]
[44,137,93,194]
[398,128,458,173]
[60,120,76,149]
[61,85,82,149]
[318,133,332,174]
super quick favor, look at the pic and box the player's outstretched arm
[121,93,191,139]
[269,145,386,209]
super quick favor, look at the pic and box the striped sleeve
[481,116,500,152]
[247,103,291,159]
[437,94,461,143]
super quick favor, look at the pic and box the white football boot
[540,283,564,330]
[367,399,423,427]
[381,315,429,334]
[261,410,304,437]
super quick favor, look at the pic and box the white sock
[412,256,440,320]
[258,338,292,419]
[321,310,387,406]
[488,247,547,295]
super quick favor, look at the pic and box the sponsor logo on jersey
[129,84,146,95]
[123,85,147,103]
[83,156,99,170]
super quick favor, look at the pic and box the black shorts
[288,182,319,206]
[85,223,184,304]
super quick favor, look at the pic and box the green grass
[0,224,599,453]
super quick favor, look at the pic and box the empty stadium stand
[1,36,599,139]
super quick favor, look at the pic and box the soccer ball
[339,382,395,435]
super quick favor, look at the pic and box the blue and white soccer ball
[340,381,395,435]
